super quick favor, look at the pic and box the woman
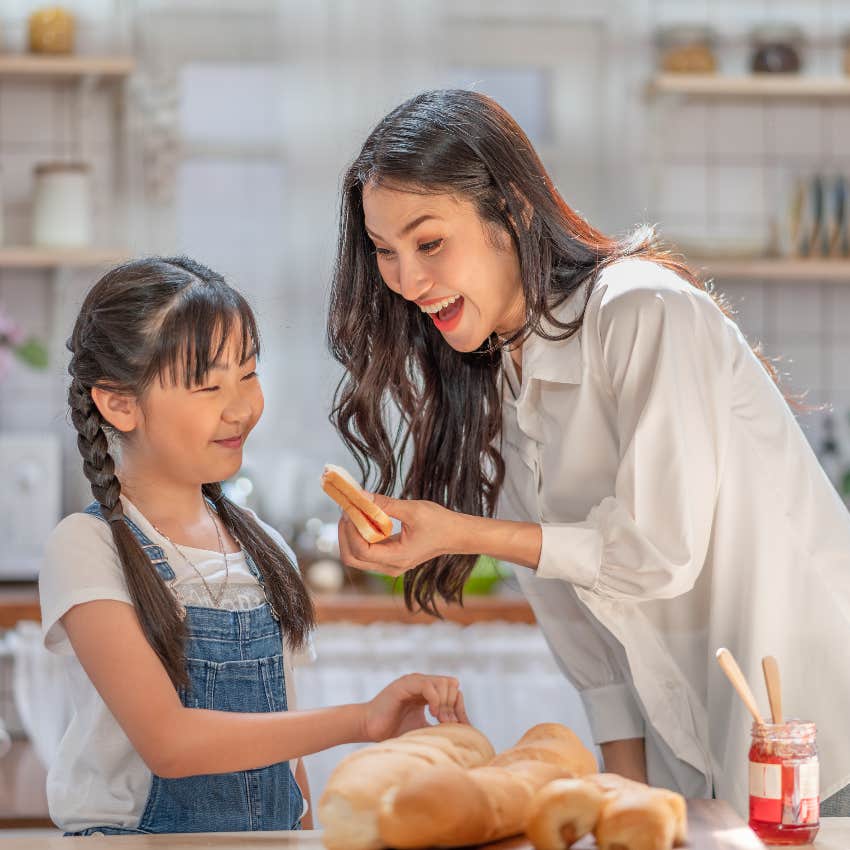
[326,89,850,815]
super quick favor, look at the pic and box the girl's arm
[62,599,467,779]
[294,758,314,829]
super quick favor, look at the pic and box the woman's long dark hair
[68,256,315,688]
[328,89,782,615]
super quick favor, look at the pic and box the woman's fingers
[338,516,410,574]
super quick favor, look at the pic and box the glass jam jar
[749,721,819,845]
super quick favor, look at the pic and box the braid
[67,374,189,688]
[68,378,124,523]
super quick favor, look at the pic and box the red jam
[748,721,819,845]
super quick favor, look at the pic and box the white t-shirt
[38,495,315,833]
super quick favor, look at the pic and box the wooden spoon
[716,647,764,726]
[762,655,783,724]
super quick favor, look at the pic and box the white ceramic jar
[32,162,93,247]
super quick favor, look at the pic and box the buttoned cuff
[537,522,603,588]
[580,682,646,744]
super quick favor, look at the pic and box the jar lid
[33,161,91,175]
[656,24,717,47]
[750,24,805,45]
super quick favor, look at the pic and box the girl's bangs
[146,287,260,388]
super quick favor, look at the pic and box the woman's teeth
[419,294,461,314]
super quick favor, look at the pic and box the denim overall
[67,501,303,835]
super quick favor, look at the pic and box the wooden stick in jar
[761,655,783,724]
[715,647,764,726]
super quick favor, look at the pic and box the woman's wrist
[448,512,542,570]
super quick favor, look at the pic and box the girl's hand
[362,673,470,742]
[338,494,464,575]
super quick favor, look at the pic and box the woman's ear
[90,386,140,433]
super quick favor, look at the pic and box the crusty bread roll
[524,778,607,850]
[584,773,687,847]
[525,772,687,850]
[377,723,597,849]
[321,464,393,543]
[318,723,494,850]
[595,789,677,850]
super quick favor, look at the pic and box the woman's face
[362,182,525,353]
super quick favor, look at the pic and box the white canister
[32,162,93,247]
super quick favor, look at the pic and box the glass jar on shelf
[750,24,804,74]
[748,720,819,845]
[31,162,93,247]
[28,6,76,55]
[656,25,718,74]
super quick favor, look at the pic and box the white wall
[1,0,849,528]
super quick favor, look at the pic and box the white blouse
[497,257,850,814]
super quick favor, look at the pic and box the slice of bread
[321,464,393,543]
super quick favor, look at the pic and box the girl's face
[362,182,526,352]
[124,327,264,487]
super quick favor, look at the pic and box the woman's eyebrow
[366,214,441,242]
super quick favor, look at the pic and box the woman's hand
[361,673,469,742]
[337,493,543,573]
[338,494,462,575]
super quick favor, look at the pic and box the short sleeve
[39,513,133,655]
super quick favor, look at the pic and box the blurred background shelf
[0,247,129,269]
[0,585,535,628]
[0,55,134,79]
[650,73,850,98]
[692,258,850,282]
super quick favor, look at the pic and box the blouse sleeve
[536,281,733,600]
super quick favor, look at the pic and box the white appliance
[0,433,61,579]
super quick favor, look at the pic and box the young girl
[326,90,850,816]
[39,255,467,836]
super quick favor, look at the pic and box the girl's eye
[198,385,219,393]
[419,239,443,254]
[242,371,258,381]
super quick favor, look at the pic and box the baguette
[378,723,598,849]
[525,772,687,850]
[524,778,607,850]
[318,723,494,850]
[321,464,393,543]
[594,789,677,850]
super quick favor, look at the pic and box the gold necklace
[151,499,233,609]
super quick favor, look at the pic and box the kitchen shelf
[650,73,850,99]
[0,585,536,628]
[0,247,129,269]
[691,257,850,282]
[0,54,134,79]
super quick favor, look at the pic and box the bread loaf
[524,778,607,850]
[525,772,687,850]
[595,789,677,850]
[377,723,598,848]
[318,723,494,850]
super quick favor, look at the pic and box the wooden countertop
[0,585,535,628]
[4,799,843,847]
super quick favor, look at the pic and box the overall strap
[84,501,176,582]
